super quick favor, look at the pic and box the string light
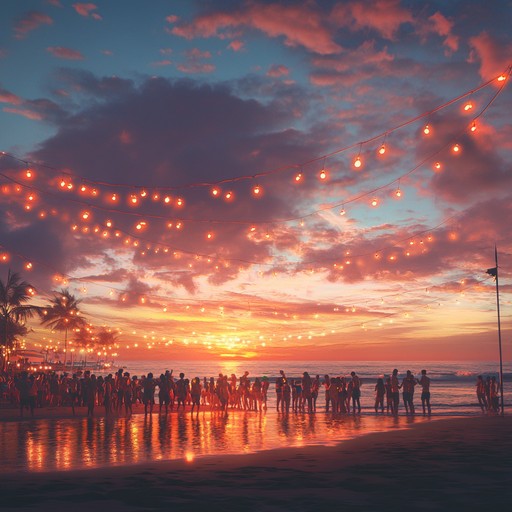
[497,75,506,82]
[371,198,378,207]
[378,143,386,155]
[423,124,430,135]
[211,187,220,197]
[252,185,262,196]
[353,155,362,169]
[433,162,441,171]
[452,143,461,153]
[463,102,473,111]
[294,173,302,183]
[470,121,477,132]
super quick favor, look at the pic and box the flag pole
[493,245,505,416]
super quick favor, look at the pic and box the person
[401,370,417,414]
[476,375,487,412]
[190,377,202,414]
[323,374,331,412]
[350,371,362,414]
[175,372,188,411]
[282,378,291,413]
[158,373,171,415]
[16,372,32,418]
[261,376,269,410]
[275,370,286,412]
[374,378,385,413]
[121,372,133,417]
[104,374,113,416]
[142,372,156,415]
[390,369,400,415]
[312,375,320,412]
[385,376,393,414]
[490,376,499,413]
[302,371,313,413]
[418,369,431,415]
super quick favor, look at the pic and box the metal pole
[494,246,505,416]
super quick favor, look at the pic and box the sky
[0,0,511,363]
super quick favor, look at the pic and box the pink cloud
[166,15,179,24]
[427,12,458,55]
[47,46,85,60]
[177,48,215,74]
[2,107,43,121]
[151,59,172,67]
[310,40,395,86]
[171,4,342,55]
[72,3,100,18]
[14,11,53,39]
[0,88,22,106]
[228,40,244,52]
[267,64,290,78]
[331,0,413,40]
[468,32,512,80]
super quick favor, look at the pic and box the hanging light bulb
[470,121,477,132]
[423,124,430,135]
[497,74,506,82]
[371,198,378,207]
[433,162,441,171]
[319,169,327,180]
[25,169,33,179]
[353,156,362,169]
[294,173,302,183]
[339,208,346,216]
[464,102,473,111]
[253,185,262,196]
[378,143,386,155]
[225,191,233,200]
[452,143,461,153]
[164,195,171,204]
[395,187,402,198]
[211,187,220,197]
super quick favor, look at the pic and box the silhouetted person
[418,369,431,415]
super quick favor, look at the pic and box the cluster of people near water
[475,375,501,413]
[0,366,502,419]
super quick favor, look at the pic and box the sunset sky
[1,0,511,362]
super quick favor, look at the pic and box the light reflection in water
[0,412,432,473]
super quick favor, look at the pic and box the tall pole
[493,245,505,416]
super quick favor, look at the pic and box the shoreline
[1,415,511,511]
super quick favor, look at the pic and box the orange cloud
[72,3,101,19]
[331,0,413,40]
[468,32,512,80]
[171,3,342,55]
[3,107,43,120]
[47,46,85,60]
[267,64,289,78]
[427,12,458,55]
[14,11,53,39]
[0,88,23,105]
[228,40,245,52]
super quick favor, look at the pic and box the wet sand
[1,415,511,511]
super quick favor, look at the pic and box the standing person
[261,376,269,410]
[350,371,362,414]
[282,378,291,414]
[323,374,331,412]
[69,373,80,416]
[175,373,188,410]
[158,373,171,415]
[390,369,400,415]
[401,370,417,414]
[490,376,499,413]
[302,372,313,413]
[190,377,202,414]
[312,375,320,412]
[418,369,431,416]
[16,372,32,418]
[385,376,393,414]
[275,370,286,412]
[374,378,385,413]
[142,372,156,415]
[476,375,487,412]
[121,372,133,417]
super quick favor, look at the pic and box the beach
[2,415,511,511]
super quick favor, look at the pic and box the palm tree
[0,270,40,371]
[39,289,87,367]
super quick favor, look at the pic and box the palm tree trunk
[64,327,68,367]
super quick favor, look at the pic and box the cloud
[72,3,101,20]
[468,32,512,80]
[267,64,289,78]
[2,107,43,121]
[0,88,23,106]
[14,11,53,39]
[310,40,395,87]
[177,48,215,74]
[228,40,244,52]
[427,12,459,55]
[150,60,172,67]
[47,46,85,60]
[171,3,342,55]
[330,0,413,40]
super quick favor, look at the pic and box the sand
[1,415,511,511]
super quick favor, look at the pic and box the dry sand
[1,415,511,511]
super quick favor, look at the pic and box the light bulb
[295,173,302,182]
[464,102,473,111]
[353,156,362,169]
[395,188,402,198]
[371,198,378,207]
[452,143,460,153]
[378,144,386,155]
[319,169,327,180]
[211,187,220,197]
[470,121,477,132]
[497,75,506,82]
[434,162,441,171]
[339,208,346,216]
[253,185,261,195]
[423,124,430,135]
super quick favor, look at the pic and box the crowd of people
[0,366,502,419]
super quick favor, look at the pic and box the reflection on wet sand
[0,411,429,473]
